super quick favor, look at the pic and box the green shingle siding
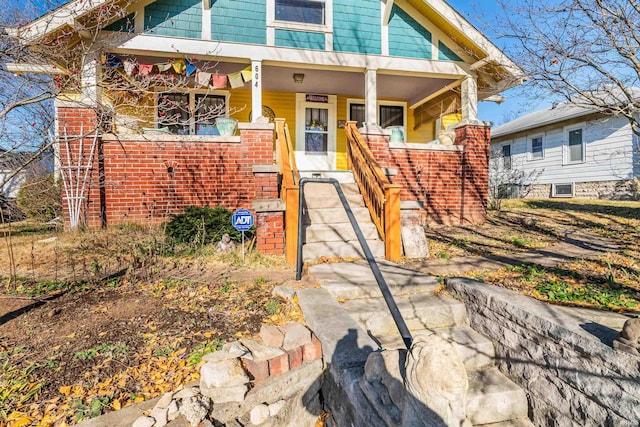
[105,13,135,32]
[333,0,381,54]
[275,29,325,50]
[211,0,266,44]
[438,41,463,61]
[144,0,202,39]
[388,5,431,59]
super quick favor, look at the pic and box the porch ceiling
[262,65,457,106]
[123,57,458,106]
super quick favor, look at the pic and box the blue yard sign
[232,209,254,263]
[232,209,254,232]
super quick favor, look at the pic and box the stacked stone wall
[447,278,640,427]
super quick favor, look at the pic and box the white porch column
[461,75,478,122]
[251,60,263,122]
[81,52,102,107]
[365,68,377,126]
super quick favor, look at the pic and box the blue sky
[446,0,547,125]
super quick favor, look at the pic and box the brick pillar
[56,106,103,228]
[252,164,285,256]
[456,122,490,224]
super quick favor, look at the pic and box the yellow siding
[442,113,462,130]
[336,96,348,170]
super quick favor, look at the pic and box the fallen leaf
[59,386,71,396]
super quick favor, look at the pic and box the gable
[144,0,202,38]
[388,4,432,59]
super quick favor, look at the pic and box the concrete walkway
[408,231,620,276]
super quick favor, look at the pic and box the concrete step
[303,240,385,262]
[305,206,373,224]
[466,367,529,426]
[303,182,361,196]
[340,294,468,335]
[375,326,495,371]
[299,170,356,183]
[304,193,366,209]
[304,222,379,243]
[309,261,440,300]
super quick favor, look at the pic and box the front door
[295,93,337,170]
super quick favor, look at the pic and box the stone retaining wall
[447,278,640,427]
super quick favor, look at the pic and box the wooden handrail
[344,121,401,262]
[274,118,300,265]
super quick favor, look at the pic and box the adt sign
[232,209,254,232]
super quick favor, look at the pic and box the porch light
[293,73,305,83]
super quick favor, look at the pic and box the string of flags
[102,53,252,89]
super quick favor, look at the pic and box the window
[552,183,574,198]
[568,129,583,162]
[501,144,512,170]
[275,0,325,25]
[529,135,544,160]
[564,124,585,164]
[349,103,365,128]
[304,107,328,153]
[346,100,406,130]
[379,105,404,128]
[157,92,227,135]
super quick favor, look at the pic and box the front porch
[56,99,489,263]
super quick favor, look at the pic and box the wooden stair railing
[344,121,402,262]
[274,118,300,265]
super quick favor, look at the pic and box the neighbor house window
[158,92,227,135]
[275,0,325,25]
[564,124,585,164]
[529,135,544,160]
[501,144,512,170]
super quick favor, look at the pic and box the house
[8,0,521,259]
[491,94,640,200]
[0,149,52,199]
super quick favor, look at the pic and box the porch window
[347,102,406,129]
[379,105,404,128]
[157,93,226,135]
[275,0,325,25]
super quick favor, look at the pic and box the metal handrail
[295,177,413,349]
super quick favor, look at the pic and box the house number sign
[254,64,260,88]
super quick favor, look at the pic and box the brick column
[252,165,285,256]
[56,104,104,228]
[456,122,491,224]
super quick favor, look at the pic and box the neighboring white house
[0,150,53,199]
[491,99,640,200]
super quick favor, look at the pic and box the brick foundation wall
[363,123,490,225]
[57,107,284,254]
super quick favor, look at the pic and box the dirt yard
[0,225,299,425]
[1,199,639,425]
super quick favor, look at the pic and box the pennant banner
[103,54,249,90]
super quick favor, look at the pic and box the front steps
[299,171,385,262]
[299,261,534,427]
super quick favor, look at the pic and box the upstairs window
[275,0,325,25]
